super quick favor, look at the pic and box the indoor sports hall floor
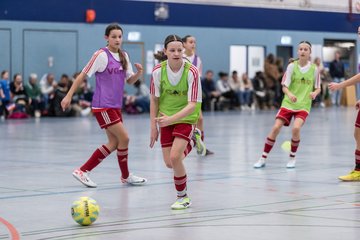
[0,107,359,240]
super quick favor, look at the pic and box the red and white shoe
[121,173,147,186]
[72,169,97,188]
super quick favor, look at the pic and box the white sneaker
[72,169,97,188]
[254,158,266,168]
[171,196,191,210]
[121,173,147,186]
[286,158,296,168]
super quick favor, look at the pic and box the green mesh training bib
[158,61,201,124]
[281,61,316,112]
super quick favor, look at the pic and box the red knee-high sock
[355,149,360,171]
[80,145,111,172]
[174,175,187,197]
[262,137,275,158]
[117,148,130,179]
[290,139,300,158]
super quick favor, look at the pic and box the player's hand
[150,126,158,148]
[328,82,340,91]
[309,92,317,100]
[288,93,297,103]
[61,95,71,111]
[155,112,172,127]
[134,63,143,74]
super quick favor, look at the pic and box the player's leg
[254,118,285,168]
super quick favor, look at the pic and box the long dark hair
[153,50,167,62]
[105,23,128,70]
[154,35,183,62]
[164,34,182,49]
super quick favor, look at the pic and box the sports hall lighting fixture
[154,2,169,21]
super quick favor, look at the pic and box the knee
[122,135,130,145]
[170,153,182,166]
[292,126,301,135]
[165,162,173,169]
[106,142,118,152]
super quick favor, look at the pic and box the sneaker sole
[72,172,97,188]
[171,202,192,210]
[338,178,360,181]
[254,164,266,169]
[198,148,206,156]
[122,179,147,186]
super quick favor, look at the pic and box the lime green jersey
[158,61,201,125]
[281,61,316,112]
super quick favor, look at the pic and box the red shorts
[93,108,123,129]
[276,107,308,126]
[355,110,360,128]
[160,123,194,148]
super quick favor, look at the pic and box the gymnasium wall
[0,0,359,91]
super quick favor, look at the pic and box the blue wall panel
[0,29,11,74]
[0,20,358,86]
[0,0,359,33]
[23,30,78,81]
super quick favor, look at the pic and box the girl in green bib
[254,41,321,169]
[150,35,203,209]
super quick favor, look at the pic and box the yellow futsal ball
[71,197,100,226]
[281,140,291,152]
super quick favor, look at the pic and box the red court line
[0,217,20,240]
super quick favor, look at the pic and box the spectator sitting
[25,73,44,117]
[40,73,57,110]
[0,70,11,118]
[9,73,31,118]
[216,71,240,110]
[240,72,254,109]
[252,71,271,110]
[201,70,221,111]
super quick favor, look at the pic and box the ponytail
[118,49,128,70]
[153,50,167,62]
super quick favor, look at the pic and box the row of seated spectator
[0,70,93,119]
[202,69,275,111]
[0,69,151,119]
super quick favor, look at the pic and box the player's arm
[310,66,321,100]
[61,72,87,111]
[329,73,360,91]
[149,95,159,148]
[149,69,160,148]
